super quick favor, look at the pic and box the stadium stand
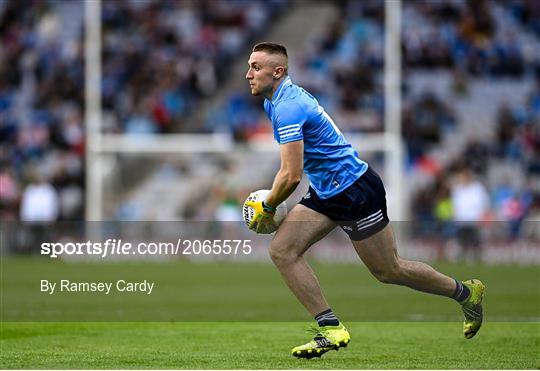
[0,0,85,221]
[2,0,538,251]
[100,0,287,134]
[400,0,540,243]
[0,0,287,222]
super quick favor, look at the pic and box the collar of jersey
[271,76,292,104]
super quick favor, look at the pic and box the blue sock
[315,308,339,327]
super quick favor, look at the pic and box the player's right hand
[245,200,277,234]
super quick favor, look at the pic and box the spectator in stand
[432,176,454,260]
[19,167,59,254]
[521,191,540,241]
[20,168,59,223]
[0,165,20,221]
[450,165,490,262]
[463,140,490,175]
[523,79,540,175]
[402,92,457,164]
[212,160,246,222]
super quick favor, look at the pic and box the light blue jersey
[264,76,368,199]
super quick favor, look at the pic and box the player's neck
[265,76,286,101]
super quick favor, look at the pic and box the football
[242,190,287,233]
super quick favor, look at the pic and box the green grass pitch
[1,259,539,369]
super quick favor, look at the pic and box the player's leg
[352,223,456,295]
[269,203,336,317]
[269,204,350,358]
[351,223,485,338]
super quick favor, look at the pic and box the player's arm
[246,101,305,233]
[246,140,303,233]
[265,140,303,208]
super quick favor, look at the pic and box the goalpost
[384,0,405,222]
[84,0,101,222]
[85,0,404,223]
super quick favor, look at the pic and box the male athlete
[244,42,485,359]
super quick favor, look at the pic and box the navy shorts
[299,167,390,241]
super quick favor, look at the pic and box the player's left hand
[245,200,277,234]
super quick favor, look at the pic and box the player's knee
[373,270,395,284]
[371,262,403,284]
[269,242,299,267]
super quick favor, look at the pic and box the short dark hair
[252,42,288,58]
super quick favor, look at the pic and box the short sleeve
[274,101,306,144]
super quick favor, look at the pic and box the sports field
[1,259,539,369]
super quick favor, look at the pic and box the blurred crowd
[100,0,286,134]
[411,79,540,246]
[204,0,387,139]
[1,0,539,251]
[204,0,540,139]
[401,0,540,75]
[402,0,540,244]
[0,0,286,221]
[1,0,85,221]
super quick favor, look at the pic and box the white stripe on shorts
[357,215,384,231]
[356,210,382,227]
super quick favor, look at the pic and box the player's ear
[274,66,284,79]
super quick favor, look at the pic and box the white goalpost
[384,0,405,222]
[85,0,404,223]
[84,0,102,222]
